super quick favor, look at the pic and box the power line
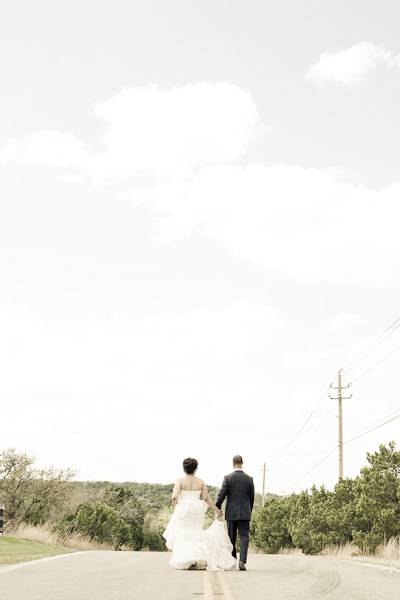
[352,341,400,384]
[284,410,400,492]
[345,410,400,445]
[348,406,400,437]
[343,317,400,373]
[273,315,400,489]
[270,381,334,464]
[285,446,337,491]
[302,404,335,442]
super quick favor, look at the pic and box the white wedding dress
[163,490,236,570]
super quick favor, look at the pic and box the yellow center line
[216,571,235,600]
[203,570,215,599]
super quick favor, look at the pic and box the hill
[67,480,265,512]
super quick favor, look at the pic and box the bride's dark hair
[183,457,198,474]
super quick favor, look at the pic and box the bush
[57,495,145,550]
[252,497,293,553]
[252,442,400,555]
[142,512,168,551]
[58,502,123,548]
[0,449,73,530]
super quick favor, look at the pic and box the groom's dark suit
[216,469,255,564]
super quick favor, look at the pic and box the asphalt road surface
[1,551,399,599]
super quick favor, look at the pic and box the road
[1,551,399,599]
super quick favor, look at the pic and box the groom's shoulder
[239,471,254,482]
[225,470,253,480]
[228,470,251,478]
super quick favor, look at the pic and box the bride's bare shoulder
[195,477,206,486]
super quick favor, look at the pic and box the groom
[216,455,255,571]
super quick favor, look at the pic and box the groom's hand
[216,509,223,519]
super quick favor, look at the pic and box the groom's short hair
[233,455,243,466]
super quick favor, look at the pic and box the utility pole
[261,462,266,507]
[330,370,352,480]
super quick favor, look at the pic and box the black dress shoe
[239,561,246,571]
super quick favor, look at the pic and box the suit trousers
[227,520,250,564]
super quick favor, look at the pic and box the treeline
[0,449,218,551]
[252,441,400,555]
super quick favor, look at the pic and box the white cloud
[2,80,400,293]
[0,131,86,168]
[140,163,400,289]
[24,130,87,168]
[0,82,265,183]
[0,137,20,160]
[307,42,400,85]
[324,313,366,335]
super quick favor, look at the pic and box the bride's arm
[171,479,181,505]
[202,482,223,517]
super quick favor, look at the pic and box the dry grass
[376,537,400,561]
[320,542,360,558]
[320,538,400,569]
[273,538,400,570]
[277,547,303,556]
[11,523,113,551]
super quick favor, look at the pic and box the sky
[1,0,400,494]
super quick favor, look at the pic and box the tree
[60,501,125,548]
[143,510,168,551]
[59,485,146,550]
[252,443,400,556]
[103,485,145,550]
[352,442,400,552]
[252,497,293,553]
[321,477,357,547]
[0,448,74,529]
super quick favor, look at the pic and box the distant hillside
[67,480,266,513]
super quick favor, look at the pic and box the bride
[163,457,237,571]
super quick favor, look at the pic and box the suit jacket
[216,470,255,521]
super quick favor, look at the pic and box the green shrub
[252,442,400,555]
[57,497,145,550]
[252,497,293,553]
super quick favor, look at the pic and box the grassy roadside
[320,540,400,570]
[277,541,400,570]
[0,536,73,566]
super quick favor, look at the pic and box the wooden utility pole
[262,462,266,507]
[338,370,344,479]
[330,370,352,480]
